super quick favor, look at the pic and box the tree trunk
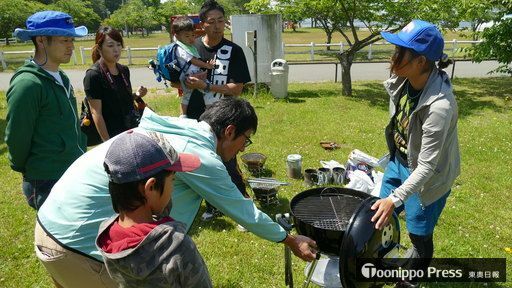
[338,52,354,96]
[326,32,332,51]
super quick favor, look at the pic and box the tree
[471,19,512,75]
[188,0,252,16]
[0,0,46,41]
[50,0,102,32]
[302,0,347,49]
[105,0,123,15]
[87,0,110,20]
[245,0,307,32]
[289,0,458,95]
[157,0,198,36]
[158,0,198,23]
[244,0,275,14]
[105,0,158,37]
[457,0,507,41]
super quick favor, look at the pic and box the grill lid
[339,197,401,288]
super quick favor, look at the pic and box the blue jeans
[379,156,450,236]
[22,178,58,210]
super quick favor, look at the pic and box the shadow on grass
[188,213,236,236]
[287,88,336,99]
[254,194,291,216]
[453,78,512,118]
[350,82,390,111]
[353,77,512,118]
[0,118,6,156]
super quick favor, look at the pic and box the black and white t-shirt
[187,37,251,119]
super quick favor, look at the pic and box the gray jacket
[384,69,460,206]
[96,216,212,288]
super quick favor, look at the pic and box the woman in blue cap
[371,20,461,287]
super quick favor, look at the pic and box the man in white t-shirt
[5,10,88,210]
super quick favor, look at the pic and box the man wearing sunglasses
[36,98,317,287]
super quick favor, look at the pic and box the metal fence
[0,40,482,70]
[282,40,482,61]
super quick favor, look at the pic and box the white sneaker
[237,224,247,232]
[201,212,214,221]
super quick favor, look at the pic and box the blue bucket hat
[14,10,88,41]
[380,20,444,61]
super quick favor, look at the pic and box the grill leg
[302,257,319,288]
[285,245,294,287]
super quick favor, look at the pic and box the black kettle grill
[277,187,402,288]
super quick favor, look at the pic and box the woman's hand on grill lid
[370,197,395,230]
[283,234,318,261]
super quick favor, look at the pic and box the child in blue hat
[371,20,461,287]
[5,11,88,209]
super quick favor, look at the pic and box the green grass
[0,27,475,70]
[0,77,511,287]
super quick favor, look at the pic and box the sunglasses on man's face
[242,133,252,148]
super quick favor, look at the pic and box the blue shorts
[379,156,450,236]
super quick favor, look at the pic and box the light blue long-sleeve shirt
[38,109,287,261]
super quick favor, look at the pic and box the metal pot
[289,187,371,255]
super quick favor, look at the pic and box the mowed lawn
[0,77,511,287]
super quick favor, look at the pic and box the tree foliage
[50,0,102,32]
[457,0,508,40]
[244,0,274,14]
[245,0,307,32]
[105,0,158,37]
[88,0,109,19]
[189,0,253,16]
[0,0,45,39]
[470,1,512,75]
[158,0,198,23]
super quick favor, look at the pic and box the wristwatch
[204,81,211,93]
[389,193,403,208]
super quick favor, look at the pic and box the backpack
[149,43,191,85]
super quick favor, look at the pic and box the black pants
[404,233,434,283]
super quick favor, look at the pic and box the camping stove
[248,178,288,206]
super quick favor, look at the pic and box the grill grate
[292,194,363,231]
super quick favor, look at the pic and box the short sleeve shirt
[186,37,251,118]
[83,63,134,137]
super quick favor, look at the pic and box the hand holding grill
[283,234,318,262]
[370,197,395,230]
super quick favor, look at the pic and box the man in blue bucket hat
[5,11,88,210]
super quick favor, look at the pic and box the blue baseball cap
[380,20,444,61]
[14,10,88,41]
[104,130,201,184]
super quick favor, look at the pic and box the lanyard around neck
[98,60,130,90]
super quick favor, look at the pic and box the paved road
[0,60,506,91]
